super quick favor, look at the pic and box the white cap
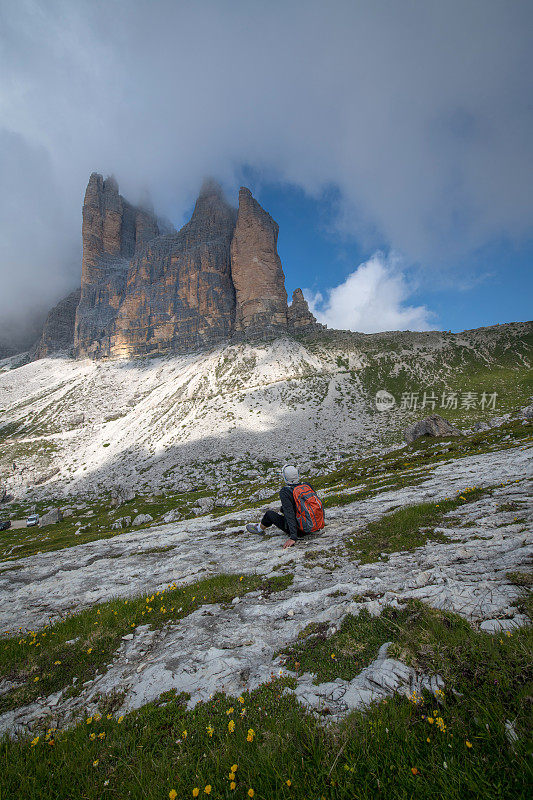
[281,464,299,484]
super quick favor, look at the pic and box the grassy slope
[1,601,531,800]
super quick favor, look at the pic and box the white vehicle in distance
[26,513,39,527]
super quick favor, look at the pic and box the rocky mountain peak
[230,186,288,332]
[288,288,319,329]
[188,179,237,234]
[33,173,321,360]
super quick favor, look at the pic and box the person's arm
[279,486,299,541]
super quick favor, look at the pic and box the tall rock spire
[75,173,163,357]
[230,187,288,332]
[287,288,319,329]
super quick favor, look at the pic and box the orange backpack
[293,484,325,533]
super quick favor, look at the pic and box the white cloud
[305,254,435,333]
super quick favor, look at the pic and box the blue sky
[181,178,533,334]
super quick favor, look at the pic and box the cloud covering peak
[1,0,532,338]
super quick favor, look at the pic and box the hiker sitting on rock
[246,464,325,548]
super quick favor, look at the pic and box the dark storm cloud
[0,0,531,331]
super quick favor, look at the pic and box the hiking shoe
[246,523,264,534]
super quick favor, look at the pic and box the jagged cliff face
[33,289,81,358]
[110,181,237,357]
[74,174,163,357]
[68,173,318,358]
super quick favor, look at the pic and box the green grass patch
[1,600,531,799]
[281,607,399,682]
[0,573,293,715]
[347,487,489,564]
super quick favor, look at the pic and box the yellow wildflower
[94,713,101,721]
[89,733,96,740]
[466,740,473,748]
[238,696,245,704]
[169,792,177,800]
[204,786,212,795]
[87,648,93,654]
[118,716,124,723]
[98,732,105,739]
[206,725,214,737]
[106,714,112,719]
[93,760,99,767]
[54,660,61,665]
[230,782,236,790]
[192,790,200,798]
[248,790,254,798]
[33,676,39,682]
[228,719,235,733]
[286,779,292,786]
[30,736,39,746]
[411,767,419,776]
[231,764,238,772]
[86,717,93,725]
[229,772,235,780]
[182,730,187,739]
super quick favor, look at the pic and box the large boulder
[193,497,215,514]
[404,414,462,444]
[39,508,63,527]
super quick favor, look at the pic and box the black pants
[260,508,311,539]
[261,508,291,534]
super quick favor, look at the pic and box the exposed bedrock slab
[0,444,530,737]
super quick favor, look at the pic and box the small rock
[132,514,153,526]
[505,720,518,743]
[162,509,181,524]
[122,633,134,640]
